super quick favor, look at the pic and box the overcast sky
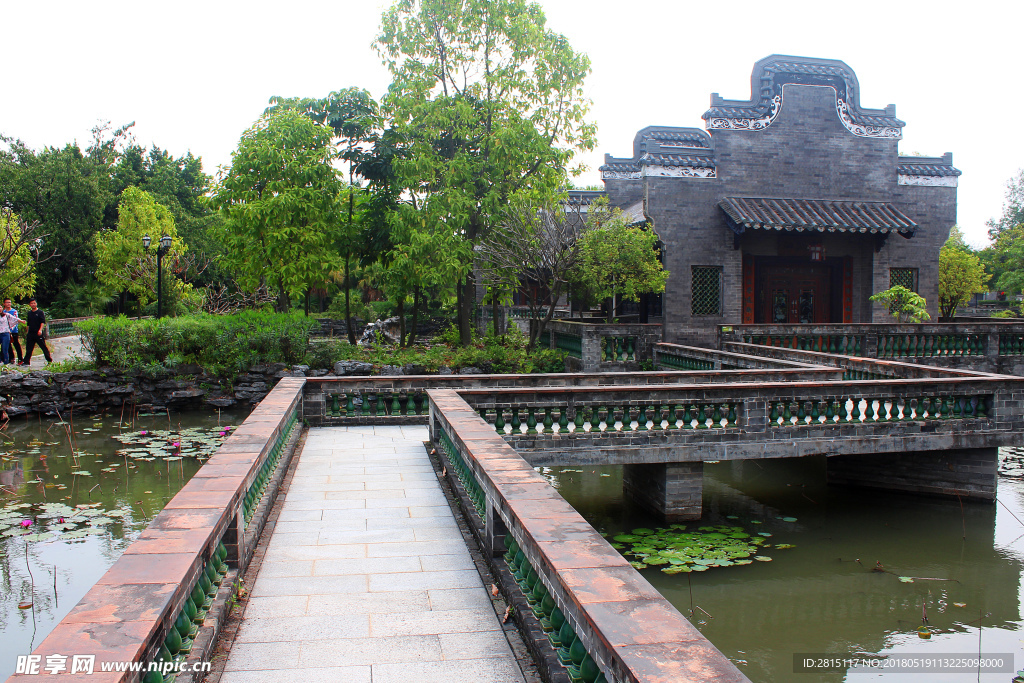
[4,0,1020,248]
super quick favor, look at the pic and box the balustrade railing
[555,331,583,358]
[429,389,746,682]
[740,333,865,356]
[25,378,305,681]
[48,315,95,338]
[767,395,988,426]
[999,333,1024,355]
[876,333,986,358]
[723,323,1024,360]
[478,402,740,435]
[600,335,636,362]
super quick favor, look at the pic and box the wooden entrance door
[758,264,831,324]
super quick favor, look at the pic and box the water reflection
[0,409,246,679]
[540,454,1024,683]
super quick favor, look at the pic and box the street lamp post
[143,235,173,318]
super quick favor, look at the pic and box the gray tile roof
[598,161,640,173]
[641,153,715,168]
[897,163,962,177]
[719,197,917,235]
[644,130,711,148]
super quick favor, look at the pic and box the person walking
[20,298,52,366]
[0,301,10,365]
[4,299,23,365]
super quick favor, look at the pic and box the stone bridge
[14,337,1023,683]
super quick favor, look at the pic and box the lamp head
[142,235,152,249]
[159,235,172,250]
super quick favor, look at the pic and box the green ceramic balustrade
[502,537,607,683]
[600,336,636,362]
[657,351,714,371]
[999,334,1024,355]
[485,403,740,435]
[742,334,864,356]
[143,542,229,682]
[768,395,989,426]
[438,425,485,518]
[243,413,298,523]
[555,333,583,359]
[326,391,429,418]
[877,334,984,358]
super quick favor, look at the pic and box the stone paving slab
[221,425,525,683]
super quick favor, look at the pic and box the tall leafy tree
[939,230,989,319]
[212,110,342,312]
[376,0,595,344]
[0,208,48,299]
[94,186,189,310]
[570,203,668,323]
[0,133,118,303]
[268,88,385,341]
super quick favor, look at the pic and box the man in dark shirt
[20,298,52,365]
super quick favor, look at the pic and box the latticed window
[691,266,722,316]
[890,268,918,292]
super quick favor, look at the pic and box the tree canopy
[376,0,595,343]
[938,227,989,319]
[212,110,342,312]
[95,186,189,308]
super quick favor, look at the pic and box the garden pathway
[219,425,526,683]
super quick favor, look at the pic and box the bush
[77,312,318,378]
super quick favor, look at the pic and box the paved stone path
[220,425,526,683]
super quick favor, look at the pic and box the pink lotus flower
[172,442,180,447]
[140,430,147,436]
[20,519,32,528]
[57,517,65,523]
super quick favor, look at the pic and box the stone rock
[334,361,373,376]
[171,388,205,399]
[207,397,237,407]
[379,365,404,376]
[358,317,402,346]
[438,366,453,375]
[104,384,135,394]
[274,369,305,378]
[403,364,427,376]
[310,369,329,377]
[292,365,310,374]
[459,367,483,375]
[65,380,106,392]
[5,405,28,416]
[250,363,287,375]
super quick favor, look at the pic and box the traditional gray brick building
[596,55,959,345]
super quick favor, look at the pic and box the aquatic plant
[610,522,794,573]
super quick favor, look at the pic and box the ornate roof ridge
[703,55,905,139]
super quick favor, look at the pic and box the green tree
[570,204,668,323]
[869,285,930,323]
[267,88,383,338]
[376,0,595,344]
[938,227,989,319]
[0,131,119,303]
[212,110,342,312]
[0,208,43,299]
[95,186,189,310]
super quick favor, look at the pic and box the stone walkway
[220,425,526,683]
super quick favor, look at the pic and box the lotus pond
[540,451,1024,683]
[0,408,247,679]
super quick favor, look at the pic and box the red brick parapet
[8,378,305,681]
[428,388,749,683]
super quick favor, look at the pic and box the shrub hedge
[77,312,317,377]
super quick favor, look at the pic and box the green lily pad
[24,532,55,542]
[613,534,640,543]
[775,544,796,550]
[781,517,798,522]
[632,528,655,535]
[629,561,647,570]
[899,576,915,583]
[754,555,772,562]
[645,557,669,565]
[71,470,91,476]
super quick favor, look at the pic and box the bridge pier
[623,462,703,521]
[826,447,998,501]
